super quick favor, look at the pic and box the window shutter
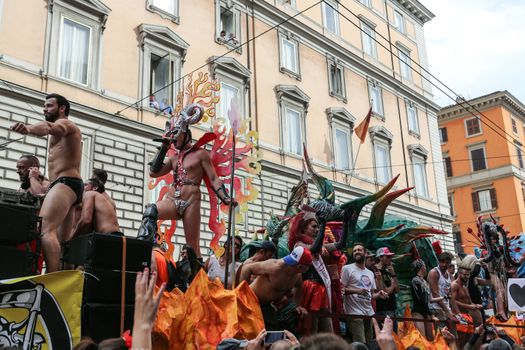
[471,191,480,212]
[442,128,448,142]
[445,157,453,177]
[490,188,498,209]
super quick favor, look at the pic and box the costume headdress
[164,103,204,140]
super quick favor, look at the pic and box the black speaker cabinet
[0,239,42,278]
[82,303,134,343]
[62,233,152,271]
[83,268,137,304]
[0,188,41,244]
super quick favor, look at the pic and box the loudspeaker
[82,303,134,343]
[83,268,137,304]
[62,233,152,271]
[0,188,41,244]
[0,239,42,278]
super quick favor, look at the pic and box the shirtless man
[451,267,483,326]
[239,246,311,332]
[137,104,235,258]
[71,177,120,237]
[11,93,82,272]
[92,168,116,209]
[16,155,49,196]
[235,240,277,283]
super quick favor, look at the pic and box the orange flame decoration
[148,73,261,259]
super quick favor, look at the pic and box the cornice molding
[274,84,310,109]
[208,56,251,84]
[138,24,189,59]
[438,91,525,123]
[326,107,355,127]
[446,164,525,190]
[393,0,434,24]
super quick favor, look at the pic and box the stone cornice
[445,164,525,190]
[438,91,525,123]
[394,0,435,24]
[244,0,440,113]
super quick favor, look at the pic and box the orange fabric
[154,249,170,287]
[152,269,264,349]
[457,313,474,334]
[486,315,523,344]
[393,331,405,350]
[434,330,451,350]
[398,305,451,350]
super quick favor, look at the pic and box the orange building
[438,91,525,254]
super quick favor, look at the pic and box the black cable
[325,0,525,155]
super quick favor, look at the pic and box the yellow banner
[0,270,84,349]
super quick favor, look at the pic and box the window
[370,126,393,184]
[80,135,93,180]
[444,155,453,177]
[322,1,340,35]
[448,194,455,216]
[216,2,241,48]
[472,189,497,212]
[394,10,405,33]
[465,117,482,136]
[284,0,297,7]
[147,0,179,21]
[284,107,303,155]
[359,0,371,7]
[511,118,518,134]
[275,85,310,156]
[398,46,412,80]
[369,84,383,116]
[59,18,91,85]
[516,142,524,169]
[361,21,377,58]
[279,34,300,77]
[439,127,448,143]
[407,104,419,134]
[469,145,487,171]
[408,144,429,198]
[46,0,109,89]
[209,57,251,130]
[327,107,355,172]
[138,24,188,112]
[328,59,346,101]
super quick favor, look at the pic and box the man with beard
[16,155,49,196]
[341,243,388,343]
[428,252,459,333]
[451,267,483,326]
[137,104,235,258]
[11,94,82,272]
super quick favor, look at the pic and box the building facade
[438,91,525,254]
[0,0,453,257]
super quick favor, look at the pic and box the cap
[259,240,277,253]
[283,246,313,266]
[376,247,395,257]
[217,338,249,350]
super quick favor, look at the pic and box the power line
[115,1,324,115]
[325,0,525,156]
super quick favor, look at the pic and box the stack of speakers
[62,233,152,342]
[0,187,42,279]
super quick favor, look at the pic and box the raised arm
[11,119,73,137]
[72,192,95,237]
[149,140,172,178]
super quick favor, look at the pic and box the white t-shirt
[207,255,240,289]
[341,263,376,316]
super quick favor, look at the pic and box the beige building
[0,0,454,255]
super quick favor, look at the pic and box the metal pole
[224,132,236,289]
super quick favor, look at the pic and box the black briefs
[49,176,84,205]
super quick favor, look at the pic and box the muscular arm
[428,269,451,314]
[27,119,72,137]
[149,155,173,178]
[29,177,49,196]
[200,151,232,204]
[72,192,95,236]
[238,260,275,283]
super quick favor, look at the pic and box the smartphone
[264,331,285,345]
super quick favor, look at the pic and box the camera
[264,331,285,345]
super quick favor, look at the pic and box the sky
[421,0,525,107]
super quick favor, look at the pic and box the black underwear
[49,176,84,205]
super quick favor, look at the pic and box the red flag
[354,106,372,144]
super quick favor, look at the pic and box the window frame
[407,103,420,135]
[448,193,455,216]
[361,20,377,58]
[408,144,429,198]
[368,83,384,117]
[146,0,180,23]
[322,0,340,35]
[275,85,310,157]
[333,125,352,170]
[468,143,487,172]
[472,188,497,212]
[278,32,300,79]
[138,24,188,112]
[369,126,394,185]
[215,1,242,51]
[443,154,453,178]
[511,117,519,135]
[359,0,371,8]
[516,142,524,169]
[45,0,108,90]
[464,117,482,137]
[397,46,412,81]
[439,127,448,144]
[327,58,347,102]
[394,10,405,33]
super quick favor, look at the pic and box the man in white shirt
[341,243,388,343]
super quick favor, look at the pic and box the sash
[312,255,332,308]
